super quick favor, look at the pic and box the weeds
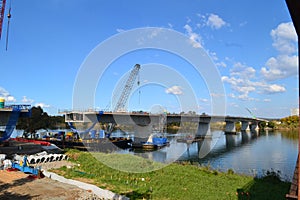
[55,150,290,200]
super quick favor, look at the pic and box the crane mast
[114,64,140,112]
[0,0,6,39]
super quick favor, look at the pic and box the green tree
[259,121,267,129]
[267,121,276,129]
[17,106,67,137]
[280,115,299,128]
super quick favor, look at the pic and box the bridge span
[60,110,267,136]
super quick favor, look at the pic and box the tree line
[17,106,67,135]
[16,107,299,135]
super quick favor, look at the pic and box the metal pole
[285,0,300,198]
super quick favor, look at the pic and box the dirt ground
[0,161,102,200]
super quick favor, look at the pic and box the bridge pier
[196,122,211,137]
[250,122,259,132]
[241,131,251,143]
[241,121,250,131]
[197,139,213,158]
[133,125,153,139]
[225,134,240,147]
[225,121,236,134]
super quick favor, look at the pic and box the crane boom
[114,64,141,112]
[0,0,6,39]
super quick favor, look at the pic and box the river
[124,130,298,181]
[11,129,298,181]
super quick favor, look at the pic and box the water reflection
[241,131,251,144]
[225,134,241,148]
[129,130,298,181]
[197,138,213,158]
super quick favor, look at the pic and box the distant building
[290,108,299,116]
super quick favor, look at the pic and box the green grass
[54,150,290,200]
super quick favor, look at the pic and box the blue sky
[0,0,298,118]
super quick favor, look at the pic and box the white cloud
[230,62,256,79]
[35,102,50,108]
[183,24,202,48]
[22,96,34,104]
[209,51,218,61]
[7,96,16,102]
[261,22,298,81]
[210,93,225,98]
[199,98,209,102]
[271,22,297,54]
[222,61,287,100]
[261,54,298,81]
[208,51,227,67]
[136,28,164,45]
[223,74,286,97]
[260,83,286,94]
[186,17,192,23]
[206,14,227,29]
[113,72,119,76]
[165,86,183,95]
[239,21,248,27]
[148,28,163,39]
[229,102,239,108]
[0,87,16,102]
[216,61,227,68]
[116,28,125,33]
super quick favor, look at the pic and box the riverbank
[51,149,290,200]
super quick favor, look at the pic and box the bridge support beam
[133,125,152,139]
[225,134,240,147]
[225,121,236,134]
[197,139,213,158]
[250,122,259,132]
[196,122,211,137]
[241,121,250,131]
[241,131,251,143]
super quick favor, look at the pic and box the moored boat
[132,133,168,150]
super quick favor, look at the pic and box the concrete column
[133,125,152,139]
[197,139,213,158]
[241,121,250,131]
[250,122,259,132]
[225,121,236,134]
[225,134,240,147]
[251,129,259,138]
[241,130,251,143]
[196,122,211,136]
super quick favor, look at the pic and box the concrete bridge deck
[60,110,268,135]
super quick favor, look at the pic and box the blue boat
[132,133,168,150]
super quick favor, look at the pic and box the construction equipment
[0,105,32,142]
[5,0,11,50]
[0,0,6,39]
[114,64,141,112]
[245,107,256,119]
[0,0,11,49]
[67,111,103,137]
[12,155,42,177]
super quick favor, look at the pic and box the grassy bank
[53,150,290,200]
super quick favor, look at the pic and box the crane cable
[138,72,141,106]
[245,107,256,119]
[5,0,11,51]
